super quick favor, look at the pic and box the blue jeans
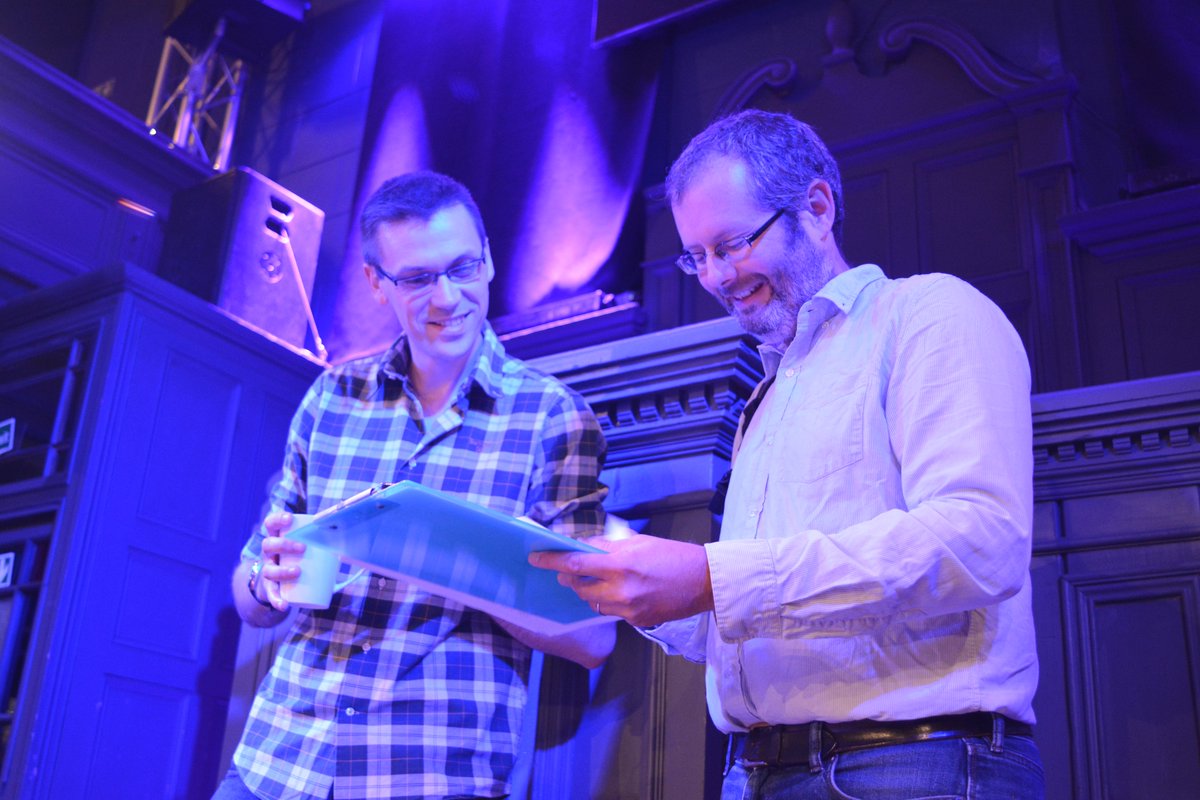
[210,766,278,800]
[209,765,508,800]
[721,732,1044,799]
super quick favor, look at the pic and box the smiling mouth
[429,311,471,331]
[725,279,768,306]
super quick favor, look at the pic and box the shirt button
[748,510,757,518]
[377,577,387,589]
[785,368,796,378]
[362,642,372,653]
[345,707,356,717]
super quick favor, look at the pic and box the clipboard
[287,481,609,633]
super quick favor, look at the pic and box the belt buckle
[742,726,781,768]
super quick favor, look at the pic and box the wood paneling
[0,267,322,799]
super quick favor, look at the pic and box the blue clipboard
[287,481,608,633]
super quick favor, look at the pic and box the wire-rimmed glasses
[675,209,785,275]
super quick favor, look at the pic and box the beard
[718,231,831,347]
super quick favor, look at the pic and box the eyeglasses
[675,209,785,275]
[374,253,487,293]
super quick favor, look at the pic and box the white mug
[279,515,364,608]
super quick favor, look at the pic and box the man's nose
[429,273,462,304]
[701,253,738,291]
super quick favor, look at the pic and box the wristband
[247,559,274,609]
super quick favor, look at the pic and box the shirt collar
[756,263,887,374]
[816,263,886,315]
[375,322,512,402]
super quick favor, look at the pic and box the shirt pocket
[778,383,866,484]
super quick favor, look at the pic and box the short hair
[665,110,845,246]
[360,171,487,267]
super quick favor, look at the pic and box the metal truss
[145,17,245,171]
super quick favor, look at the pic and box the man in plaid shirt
[213,171,614,800]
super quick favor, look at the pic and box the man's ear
[363,264,387,304]
[806,180,837,240]
[483,240,495,283]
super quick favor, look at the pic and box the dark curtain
[329,0,660,358]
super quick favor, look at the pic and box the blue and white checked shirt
[233,325,606,800]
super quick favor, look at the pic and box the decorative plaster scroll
[878,18,1042,99]
[711,58,798,120]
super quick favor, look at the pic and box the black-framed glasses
[675,209,785,275]
[374,253,487,293]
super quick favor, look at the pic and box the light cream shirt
[649,265,1038,732]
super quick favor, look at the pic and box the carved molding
[1032,370,1200,499]
[1060,184,1200,260]
[536,316,1200,504]
[711,58,797,120]
[878,17,1043,99]
[531,316,763,469]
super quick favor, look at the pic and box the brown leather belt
[730,713,1034,767]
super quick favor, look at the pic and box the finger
[528,550,568,569]
[261,536,305,558]
[530,550,605,577]
[263,510,294,537]
[265,575,287,611]
[264,558,301,583]
[262,560,297,611]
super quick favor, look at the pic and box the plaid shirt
[233,325,606,800]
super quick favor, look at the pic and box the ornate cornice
[1033,371,1200,499]
[534,318,1199,507]
[530,316,763,469]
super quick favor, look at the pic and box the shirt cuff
[707,538,782,642]
[637,615,708,663]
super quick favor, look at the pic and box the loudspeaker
[158,167,324,350]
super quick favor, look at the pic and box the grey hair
[666,110,844,246]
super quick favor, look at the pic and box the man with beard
[531,110,1044,798]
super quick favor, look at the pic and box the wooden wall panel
[1116,265,1200,379]
[1033,372,1200,799]
[0,268,322,799]
[1064,572,1200,799]
[643,16,1087,390]
[915,140,1022,283]
[1063,184,1200,384]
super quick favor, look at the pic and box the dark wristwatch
[247,559,274,608]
